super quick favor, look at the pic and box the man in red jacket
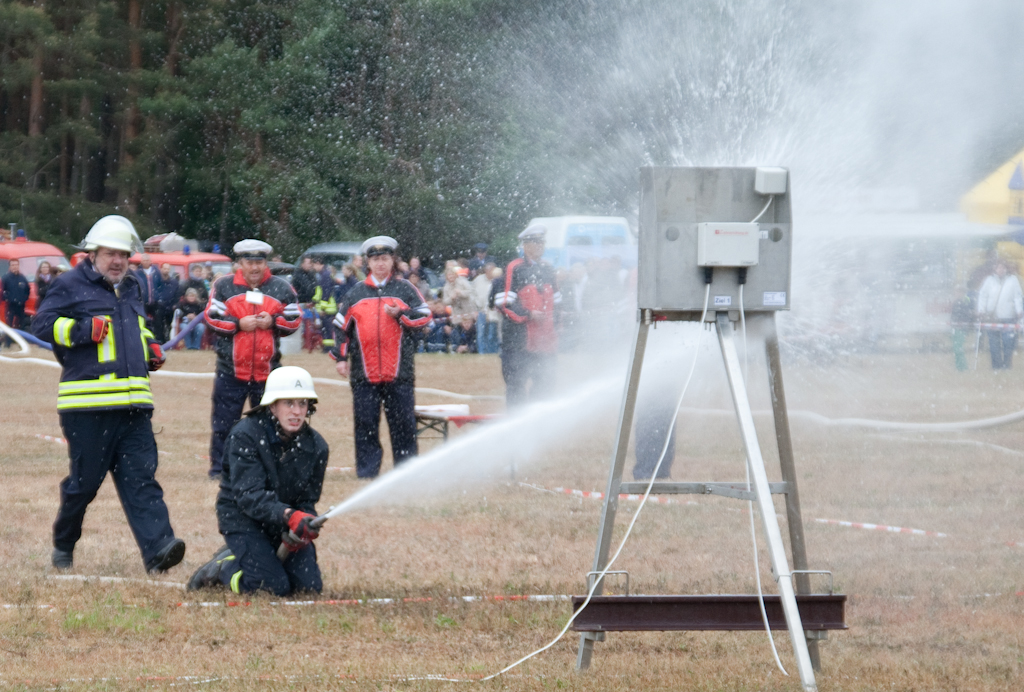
[331,235,432,478]
[205,239,301,480]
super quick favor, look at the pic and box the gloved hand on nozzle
[281,509,319,552]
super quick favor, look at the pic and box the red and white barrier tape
[177,594,570,608]
[813,517,946,538]
[2,591,568,611]
[0,672,502,688]
[523,482,950,539]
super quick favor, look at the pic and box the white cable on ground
[0,354,501,401]
[0,353,59,368]
[47,574,184,589]
[739,284,788,676]
[481,285,713,682]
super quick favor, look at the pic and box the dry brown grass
[1,346,1023,690]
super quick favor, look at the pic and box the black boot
[52,548,73,570]
[186,547,236,591]
[147,538,186,574]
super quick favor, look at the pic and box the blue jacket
[135,267,163,306]
[33,259,160,412]
[2,272,31,307]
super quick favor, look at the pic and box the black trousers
[221,531,321,596]
[3,303,26,346]
[209,373,265,477]
[146,303,166,343]
[351,380,417,478]
[56,408,177,570]
[500,349,556,407]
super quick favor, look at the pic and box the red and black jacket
[489,258,561,354]
[204,269,301,382]
[330,275,431,384]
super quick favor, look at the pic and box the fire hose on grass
[1,316,501,401]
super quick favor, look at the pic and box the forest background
[4,0,1024,261]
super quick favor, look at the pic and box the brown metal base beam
[571,594,846,632]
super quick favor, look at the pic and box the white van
[525,215,636,269]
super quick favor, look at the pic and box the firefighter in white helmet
[188,366,329,595]
[33,215,185,572]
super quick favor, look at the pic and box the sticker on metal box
[763,291,787,306]
[714,295,732,307]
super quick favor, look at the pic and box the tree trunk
[123,0,143,212]
[382,9,404,152]
[59,94,69,196]
[29,43,44,190]
[165,1,183,76]
[29,46,43,137]
[70,93,90,196]
[219,171,230,250]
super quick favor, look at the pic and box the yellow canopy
[960,145,1024,224]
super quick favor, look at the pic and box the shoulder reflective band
[54,317,75,347]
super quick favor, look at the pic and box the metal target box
[637,167,793,313]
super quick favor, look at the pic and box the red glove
[149,342,166,371]
[286,509,319,542]
[90,316,110,343]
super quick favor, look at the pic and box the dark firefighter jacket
[216,408,329,538]
[204,269,301,382]
[33,259,161,411]
[329,275,432,384]
[2,272,30,307]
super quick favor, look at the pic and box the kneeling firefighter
[188,366,329,596]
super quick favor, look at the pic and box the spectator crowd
[3,243,636,357]
[288,244,636,357]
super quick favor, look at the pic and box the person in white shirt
[976,260,1024,369]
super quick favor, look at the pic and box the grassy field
[1,340,1023,690]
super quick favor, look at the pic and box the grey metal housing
[638,166,793,312]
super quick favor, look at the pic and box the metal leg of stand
[763,314,821,671]
[576,313,650,671]
[717,314,817,692]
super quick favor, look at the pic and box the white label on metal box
[714,295,732,307]
[763,291,786,306]
[245,290,265,306]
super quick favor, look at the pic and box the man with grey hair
[33,215,184,572]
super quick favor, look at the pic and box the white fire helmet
[78,215,144,254]
[259,366,319,407]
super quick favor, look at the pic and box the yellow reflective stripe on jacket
[57,376,151,395]
[57,391,155,410]
[54,317,75,347]
[56,376,153,410]
[230,570,243,594]
[139,316,152,358]
[97,317,115,363]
